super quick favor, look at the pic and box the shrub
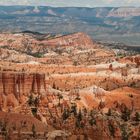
[108,122,115,138]
[31,52,44,58]
[135,112,140,122]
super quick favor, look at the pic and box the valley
[0,32,139,139]
[0,6,140,45]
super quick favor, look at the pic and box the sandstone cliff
[0,72,46,108]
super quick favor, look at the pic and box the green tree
[77,109,82,122]
[28,94,34,106]
[108,122,115,138]
[32,52,43,58]
[135,112,140,122]
[1,121,9,140]
[31,107,38,116]
[121,108,131,121]
[121,124,132,140]
[62,108,69,120]
[71,103,77,116]
[107,108,112,116]
[89,118,96,126]
[75,109,83,128]
[34,97,39,107]
[57,93,63,106]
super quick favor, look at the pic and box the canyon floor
[0,32,140,140]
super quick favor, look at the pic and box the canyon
[0,32,140,140]
[0,6,140,45]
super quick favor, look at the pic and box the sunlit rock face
[0,32,96,54]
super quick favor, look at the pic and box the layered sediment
[0,72,46,108]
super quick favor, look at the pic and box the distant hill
[0,6,140,45]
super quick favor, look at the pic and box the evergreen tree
[77,109,82,122]
[75,109,83,128]
[108,122,115,138]
[89,118,96,126]
[31,107,37,116]
[57,93,63,106]
[34,97,39,107]
[135,112,140,122]
[107,108,112,116]
[62,108,69,120]
[121,108,131,121]
[71,103,77,116]
[28,94,34,106]
[121,124,132,140]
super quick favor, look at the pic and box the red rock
[0,72,46,108]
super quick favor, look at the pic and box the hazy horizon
[0,5,140,8]
[0,0,140,7]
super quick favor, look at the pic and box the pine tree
[62,108,69,120]
[121,124,132,140]
[71,103,77,116]
[31,107,37,116]
[75,109,83,128]
[57,93,63,106]
[135,112,140,122]
[77,109,82,122]
[107,108,112,116]
[34,97,39,107]
[108,122,115,138]
[89,118,96,126]
[121,108,131,121]
[28,94,34,106]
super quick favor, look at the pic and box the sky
[0,0,140,7]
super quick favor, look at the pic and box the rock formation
[0,72,46,108]
[0,32,139,140]
[0,32,96,55]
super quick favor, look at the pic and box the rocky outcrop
[0,72,46,96]
[0,48,35,62]
[0,32,96,55]
[0,32,114,64]
[0,72,46,107]
[45,32,95,48]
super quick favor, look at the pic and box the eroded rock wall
[0,73,46,96]
[0,72,46,108]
